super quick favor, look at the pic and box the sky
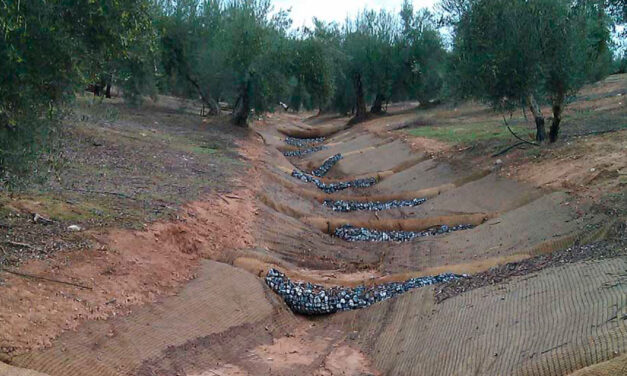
[272,0,439,28]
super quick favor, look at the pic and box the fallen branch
[217,194,230,205]
[4,240,33,249]
[33,213,54,225]
[492,142,526,157]
[503,115,538,147]
[0,268,92,290]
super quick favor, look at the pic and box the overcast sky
[272,0,439,28]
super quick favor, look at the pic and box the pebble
[291,170,377,193]
[334,224,474,242]
[324,198,426,212]
[283,146,327,158]
[265,269,464,315]
[285,136,325,147]
[312,154,343,177]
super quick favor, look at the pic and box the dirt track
[1,86,626,375]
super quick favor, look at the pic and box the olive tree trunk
[370,93,385,114]
[549,91,565,143]
[232,79,252,127]
[186,74,221,116]
[352,73,367,123]
[527,94,546,142]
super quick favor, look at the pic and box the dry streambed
[3,111,624,376]
[256,119,593,317]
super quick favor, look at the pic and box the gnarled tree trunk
[352,73,367,123]
[549,90,565,143]
[186,74,221,116]
[232,79,252,127]
[527,94,546,142]
[370,93,385,114]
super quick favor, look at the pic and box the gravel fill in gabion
[291,169,377,193]
[283,146,328,158]
[334,224,474,242]
[312,154,343,177]
[324,198,427,212]
[285,136,325,147]
[265,268,464,315]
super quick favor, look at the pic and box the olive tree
[290,22,337,113]
[0,0,155,185]
[445,0,614,142]
[395,1,446,104]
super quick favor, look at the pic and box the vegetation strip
[0,268,92,290]
[265,268,463,315]
[324,198,426,212]
[312,154,343,177]
[334,224,474,242]
[291,169,377,193]
[284,136,325,147]
[434,237,627,304]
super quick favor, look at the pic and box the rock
[312,154,343,177]
[495,159,503,165]
[324,198,426,212]
[283,146,327,158]
[284,136,325,147]
[292,169,377,193]
[67,225,82,232]
[334,224,474,242]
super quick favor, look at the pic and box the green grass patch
[31,196,113,222]
[189,145,221,155]
[407,120,534,144]
[0,193,118,223]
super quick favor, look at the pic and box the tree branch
[0,268,92,290]
[492,142,526,157]
[503,115,538,146]
[185,74,220,115]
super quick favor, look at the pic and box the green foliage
[2,0,622,185]
[444,0,615,141]
[346,10,398,103]
[395,3,446,103]
[156,0,291,119]
[0,0,156,186]
[291,32,336,111]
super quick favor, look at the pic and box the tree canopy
[446,0,615,142]
[0,0,623,182]
[0,0,155,185]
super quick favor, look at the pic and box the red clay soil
[0,138,262,356]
